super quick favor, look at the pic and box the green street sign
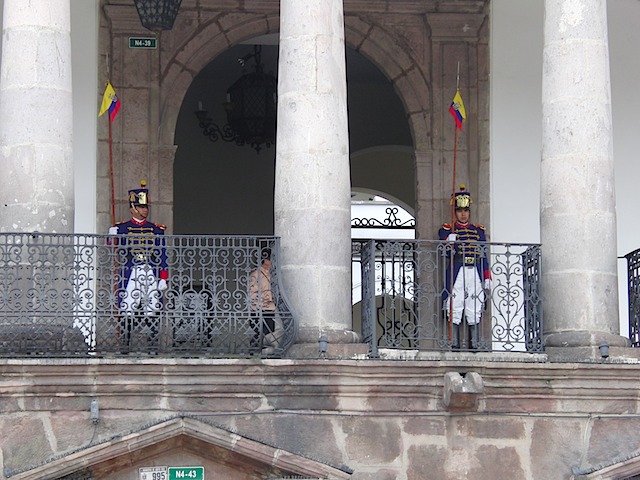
[129,37,157,49]
[168,467,204,480]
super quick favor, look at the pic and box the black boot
[451,324,460,350]
[470,324,480,351]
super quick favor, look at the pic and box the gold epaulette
[156,223,166,230]
[442,223,452,230]
[474,224,486,230]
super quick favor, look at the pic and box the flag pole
[448,62,461,346]
[108,117,115,226]
[451,62,461,228]
[103,54,116,227]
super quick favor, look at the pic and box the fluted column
[541,0,627,354]
[275,0,357,354]
[0,0,73,233]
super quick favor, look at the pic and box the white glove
[157,279,168,291]
[484,279,492,291]
[108,226,118,235]
[447,233,457,242]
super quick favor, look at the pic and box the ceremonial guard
[438,185,492,350]
[109,181,168,351]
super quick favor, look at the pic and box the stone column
[542,0,627,355]
[275,0,360,356]
[0,0,73,233]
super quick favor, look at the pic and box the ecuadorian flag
[448,90,466,131]
[99,82,121,122]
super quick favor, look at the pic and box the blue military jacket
[113,219,168,286]
[438,221,491,299]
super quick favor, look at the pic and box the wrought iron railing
[0,233,294,357]
[352,239,543,355]
[625,248,640,347]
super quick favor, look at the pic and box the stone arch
[157,13,281,146]
[344,17,431,151]
[7,416,352,480]
[157,11,430,156]
[150,8,432,236]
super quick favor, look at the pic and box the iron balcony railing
[0,233,543,358]
[0,233,294,357]
[352,239,543,355]
[624,248,640,347]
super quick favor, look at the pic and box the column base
[287,327,369,359]
[545,331,629,348]
[545,330,631,361]
[287,342,369,359]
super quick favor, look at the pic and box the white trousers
[121,265,161,315]
[445,266,485,325]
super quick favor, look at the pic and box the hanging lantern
[134,0,183,32]
[225,58,277,152]
[195,46,277,153]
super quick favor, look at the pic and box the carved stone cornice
[3,357,640,415]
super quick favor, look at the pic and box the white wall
[609,1,640,258]
[490,0,543,244]
[491,0,640,334]
[608,0,640,335]
[71,0,99,234]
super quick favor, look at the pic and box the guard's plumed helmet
[128,180,149,208]
[451,184,472,210]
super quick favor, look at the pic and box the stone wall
[2,357,640,479]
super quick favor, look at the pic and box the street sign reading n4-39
[168,467,204,480]
[129,37,157,49]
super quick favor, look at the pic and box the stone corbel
[443,371,484,411]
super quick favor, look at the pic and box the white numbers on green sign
[128,37,158,49]
[168,467,204,480]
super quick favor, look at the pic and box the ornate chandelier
[134,0,183,31]
[195,46,277,153]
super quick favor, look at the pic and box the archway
[173,43,279,235]
[8,417,351,480]
[173,44,413,235]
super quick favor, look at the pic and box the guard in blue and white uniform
[438,185,492,349]
[109,181,168,350]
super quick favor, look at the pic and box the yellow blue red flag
[448,90,466,131]
[99,82,121,122]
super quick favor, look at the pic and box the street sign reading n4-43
[129,37,157,49]
[168,467,204,480]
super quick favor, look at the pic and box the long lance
[448,63,461,346]
[448,134,457,345]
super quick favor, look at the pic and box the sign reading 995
[139,466,167,480]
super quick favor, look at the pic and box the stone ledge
[377,348,549,363]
